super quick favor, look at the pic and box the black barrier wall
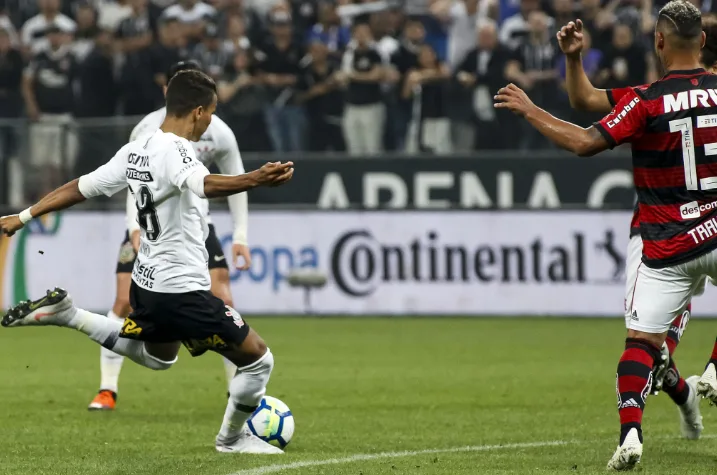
[241,154,635,210]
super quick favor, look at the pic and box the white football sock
[99,311,126,393]
[69,308,176,371]
[216,349,274,444]
[223,357,238,388]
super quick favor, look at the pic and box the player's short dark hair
[166,59,202,83]
[165,70,217,117]
[702,14,717,67]
[657,0,702,41]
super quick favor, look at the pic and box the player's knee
[113,296,132,317]
[142,347,176,371]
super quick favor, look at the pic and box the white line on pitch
[227,440,570,475]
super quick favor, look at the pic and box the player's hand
[494,83,537,117]
[0,215,24,237]
[130,229,140,252]
[256,161,294,187]
[233,243,252,270]
[556,20,584,59]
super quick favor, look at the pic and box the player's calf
[215,326,282,454]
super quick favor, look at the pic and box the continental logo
[679,200,717,220]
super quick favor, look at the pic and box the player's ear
[655,31,665,52]
[701,31,707,49]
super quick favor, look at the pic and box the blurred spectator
[404,44,451,154]
[218,48,269,151]
[506,10,559,150]
[255,10,305,152]
[21,0,76,56]
[499,0,548,51]
[298,39,346,152]
[214,0,262,44]
[162,0,216,43]
[76,28,117,118]
[22,24,77,193]
[0,2,19,47]
[191,22,231,79]
[557,28,601,87]
[222,13,251,53]
[455,19,514,150]
[73,1,99,62]
[0,24,22,201]
[595,23,647,89]
[389,17,424,151]
[579,0,614,51]
[116,0,159,115]
[430,0,485,69]
[551,0,573,28]
[308,2,350,59]
[96,0,133,32]
[151,17,188,88]
[342,22,384,155]
[75,28,118,177]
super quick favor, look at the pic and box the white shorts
[627,246,717,334]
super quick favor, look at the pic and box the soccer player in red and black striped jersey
[496,1,717,470]
[550,15,717,445]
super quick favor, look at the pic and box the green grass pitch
[2,317,717,475]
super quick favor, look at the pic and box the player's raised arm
[201,162,294,198]
[494,83,610,156]
[558,20,613,112]
[0,145,130,237]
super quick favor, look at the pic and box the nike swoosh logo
[34,312,56,321]
[28,298,48,311]
[214,255,225,262]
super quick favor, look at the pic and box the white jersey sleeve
[213,118,248,245]
[78,144,129,198]
[165,138,211,193]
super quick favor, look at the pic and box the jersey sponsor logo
[680,200,717,220]
[686,216,717,244]
[127,152,150,167]
[174,141,193,164]
[663,89,717,113]
[214,255,225,262]
[606,97,640,128]
[132,263,157,289]
[126,168,154,182]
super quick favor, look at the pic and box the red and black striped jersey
[595,69,717,268]
[607,86,646,239]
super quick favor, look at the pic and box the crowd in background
[0,0,715,176]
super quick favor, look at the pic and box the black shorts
[120,282,250,357]
[115,224,228,274]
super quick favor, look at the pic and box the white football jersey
[127,108,248,244]
[79,130,211,293]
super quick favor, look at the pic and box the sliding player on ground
[90,61,250,411]
[555,16,716,440]
[496,1,717,469]
[0,70,293,454]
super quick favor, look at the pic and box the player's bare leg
[214,324,282,454]
[210,267,238,385]
[659,307,703,439]
[697,338,717,403]
[89,272,133,411]
[1,288,179,370]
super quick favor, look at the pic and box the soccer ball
[247,396,294,448]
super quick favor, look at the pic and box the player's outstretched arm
[558,20,612,113]
[0,179,87,236]
[203,162,294,198]
[495,84,609,157]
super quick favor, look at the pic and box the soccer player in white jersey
[90,61,249,411]
[0,70,294,454]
